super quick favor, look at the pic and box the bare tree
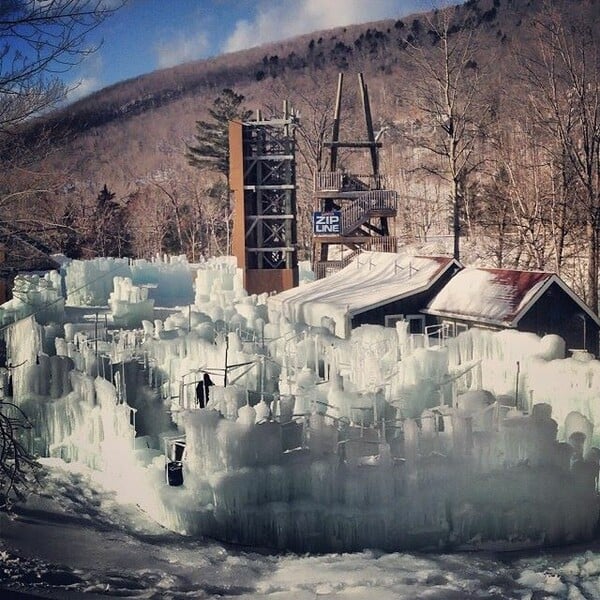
[0,400,38,510]
[403,7,495,261]
[0,1,127,256]
[0,0,125,510]
[126,186,173,258]
[517,3,600,311]
[0,0,125,129]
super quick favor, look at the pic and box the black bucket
[166,460,184,486]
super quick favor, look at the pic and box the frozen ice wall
[298,260,315,284]
[139,392,598,553]
[21,369,133,469]
[130,255,194,307]
[65,258,131,306]
[443,328,600,445]
[141,325,270,412]
[3,315,43,398]
[2,312,135,466]
[194,256,245,307]
[0,271,64,325]
[7,255,600,554]
[112,315,600,552]
[109,277,154,327]
[64,255,195,308]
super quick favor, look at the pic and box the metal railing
[340,190,397,235]
[313,237,398,279]
[314,171,388,192]
[312,253,356,279]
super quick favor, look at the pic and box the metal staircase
[339,190,397,236]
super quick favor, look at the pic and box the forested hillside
[4,0,600,308]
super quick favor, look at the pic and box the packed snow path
[3,461,600,599]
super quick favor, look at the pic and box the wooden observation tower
[312,73,398,278]
[230,103,299,295]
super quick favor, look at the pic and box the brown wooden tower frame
[230,103,299,295]
[312,73,398,278]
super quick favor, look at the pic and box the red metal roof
[426,267,557,326]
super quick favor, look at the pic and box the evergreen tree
[92,184,129,257]
[186,88,252,179]
[97,183,116,206]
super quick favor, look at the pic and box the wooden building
[269,253,461,338]
[270,253,600,355]
[424,267,600,356]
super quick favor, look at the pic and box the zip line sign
[313,211,341,235]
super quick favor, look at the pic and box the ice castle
[2,253,600,552]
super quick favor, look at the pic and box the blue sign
[313,211,341,235]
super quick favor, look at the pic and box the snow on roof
[425,267,600,328]
[268,252,459,338]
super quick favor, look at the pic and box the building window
[385,314,425,334]
[384,314,405,328]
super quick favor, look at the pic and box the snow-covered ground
[1,459,600,599]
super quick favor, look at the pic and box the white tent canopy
[268,252,459,338]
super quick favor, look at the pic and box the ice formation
[0,271,63,325]
[64,255,194,307]
[2,255,600,552]
[109,277,154,327]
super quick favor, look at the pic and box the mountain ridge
[52,0,522,135]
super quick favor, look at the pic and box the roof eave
[421,308,511,329]
[512,274,600,329]
[347,258,462,318]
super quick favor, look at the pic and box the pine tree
[93,184,129,257]
[186,88,252,179]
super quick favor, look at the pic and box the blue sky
[68,0,435,100]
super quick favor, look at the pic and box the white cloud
[63,53,104,104]
[222,0,427,54]
[155,31,210,69]
[65,76,102,103]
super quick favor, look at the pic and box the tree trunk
[586,220,599,313]
[452,177,461,261]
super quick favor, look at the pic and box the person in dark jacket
[195,372,214,408]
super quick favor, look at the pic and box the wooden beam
[358,73,379,176]
[330,73,343,172]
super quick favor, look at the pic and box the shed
[268,252,461,338]
[424,267,600,356]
